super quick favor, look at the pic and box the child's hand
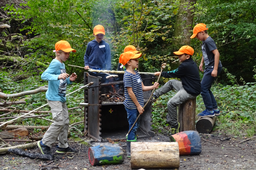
[84,66,90,70]
[199,63,204,72]
[58,73,69,80]
[153,82,159,89]
[154,72,161,76]
[211,70,217,77]
[137,105,144,115]
[70,72,77,81]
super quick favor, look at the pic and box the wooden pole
[68,64,155,75]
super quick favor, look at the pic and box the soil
[0,132,255,170]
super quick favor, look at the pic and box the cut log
[196,116,216,133]
[131,142,180,169]
[0,141,38,155]
[178,98,196,131]
[88,143,124,166]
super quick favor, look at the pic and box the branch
[0,101,26,106]
[0,141,37,155]
[0,114,50,120]
[0,86,48,99]
[75,10,93,33]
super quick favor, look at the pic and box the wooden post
[178,98,196,131]
[196,116,216,133]
[131,142,180,169]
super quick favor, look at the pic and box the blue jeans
[201,67,222,110]
[125,107,139,140]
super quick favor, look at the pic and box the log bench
[178,98,196,131]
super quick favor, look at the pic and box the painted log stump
[172,131,201,155]
[88,144,124,166]
[196,116,216,133]
[131,142,180,169]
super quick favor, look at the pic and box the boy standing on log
[37,40,77,155]
[153,45,201,134]
[119,51,159,157]
[190,23,222,117]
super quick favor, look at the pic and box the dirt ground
[0,132,255,170]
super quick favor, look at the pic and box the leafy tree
[193,0,256,82]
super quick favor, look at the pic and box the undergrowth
[1,69,256,138]
[152,78,256,137]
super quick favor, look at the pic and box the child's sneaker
[214,109,220,116]
[198,109,215,117]
[170,123,180,135]
[37,141,51,155]
[56,146,77,154]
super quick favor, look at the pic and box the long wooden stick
[68,64,155,75]
[0,82,93,129]
[126,63,167,138]
[0,86,47,99]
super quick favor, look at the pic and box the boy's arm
[211,49,220,77]
[84,43,92,69]
[105,43,111,70]
[141,82,159,91]
[155,65,186,78]
[41,61,61,81]
[127,87,144,114]
[199,57,204,72]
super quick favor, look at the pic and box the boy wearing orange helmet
[190,23,222,117]
[84,25,111,83]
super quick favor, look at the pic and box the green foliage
[4,0,95,82]
[193,0,256,82]
[110,0,179,71]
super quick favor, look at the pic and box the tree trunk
[173,0,196,48]
[131,142,180,169]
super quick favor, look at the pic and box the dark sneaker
[170,123,180,135]
[198,109,215,117]
[214,109,220,116]
[56,146,77,154]
[37,141,51,155]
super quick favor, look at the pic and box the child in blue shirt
[84,25,111,83]
[37,40,77,155]
[119,51,159,157]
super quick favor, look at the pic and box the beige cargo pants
[42,100,69,148]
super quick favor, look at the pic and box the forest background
[0,0,255,138]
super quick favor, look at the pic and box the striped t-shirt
[123,71,144,109]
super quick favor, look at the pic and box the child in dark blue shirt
[84,25,111,83]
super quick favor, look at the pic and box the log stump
[196,116,216,133]
[178,98,196,131]
[88,143,124,166]
[131,142,180,169]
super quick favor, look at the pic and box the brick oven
[83,72,155,141]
